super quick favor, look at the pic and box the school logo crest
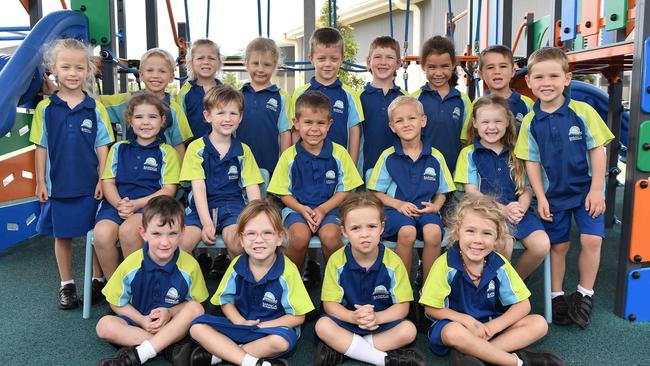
[372,285,390,300]
[80,119,93,134]
[452,107,461,120]
[568,126,583,141]
[266,98,278,112]
[165,287,180,305]
[333,100,345,114]
[262,291,278,310]
[423,167,437,181]
[487,280,496,299]
[228,165,239,180]
[143,157,158,171]
[325,169,336,184]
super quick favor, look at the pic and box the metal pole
[303,0,315,81]
[28,0,43,28]
[145,0,158,49]
[116,0,127,93]
[101,0,117,95]
[500,0,512,47]
[604,74,623,228]
[178,22,187,87]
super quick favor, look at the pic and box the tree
[222,72,244,90]
[319,2,365,91]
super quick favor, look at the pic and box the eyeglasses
[242,230,276,241]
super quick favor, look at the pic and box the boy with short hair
[367,96,455,284]
[96,195,208,366]
[516,47,614,328]
[478,45,534,128]
[360,36,408,175]
[268,91,363,273]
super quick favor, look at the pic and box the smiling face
[367,46,400,82]
[245,50,277,89]
[342,206,384,258]
[240,213,283,262]
[422,52,454,91]
[140,55,175,95]
[294,107,332,150]
[479,52,515,93]
[525,59,571,109]
[203,101,242,137]
[140,214,182,265]
[51,49,91,93]
[389,102,426,143]
[191,44,221,81]
[473,104,508,148]
[310,43,343,85]
[129,103,164,143]
[457,211,498,264]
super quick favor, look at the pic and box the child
[268,91,363,273]
[30,38,115,309]
[101,48,192,158]
[367,96,455,283]
[420,194,562,366]
[455,95,550,279]
[293,27,363,164]
[176,39,223,139]
[179,85,264,261]
[96,196,208,366]
[360,36,408,175]
[478,45,534,128]
[314,192,424,366]
[94,92,181,280]
[188,200,314,366]
[516,47,614,328]
[413,35,472,173]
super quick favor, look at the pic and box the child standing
[188,200,313,366]
[94,92,181,280]
[176,39,223,139]
[367,96,454,283]
[267,91,363,273]
[179,85,263,261]
[516,48,614,328]
[478,45,534,128]
[413,35,472,172]
[96,196,208,366]
[420,194,562,366]
[238,37,292,175]
[101,48,192,158]
[293,27,364,164]
[314,192,424,366]
[455,95,550,279]
[360,36,408,175]
[30,38,115,309]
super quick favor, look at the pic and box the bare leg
[191,324,247,365]
[285,223,311,272]
[93,220,120,279]
[488,314,548,352]
[55,237,74,281]
[395,226,416,277]
[441,322,518,366]
[221,224,243,259]
[180,225,203,253]
[578,234,602,290]
[318,223,343,264]
[118,214,144,258]
[421,224,442,283]
[96,316,154,346]
[314,317,354,354]
[550,241,570,292]
[240,335,290,358]
[371,320,417,351]
[516,230,550,280]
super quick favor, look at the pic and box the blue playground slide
[0,10,88,137]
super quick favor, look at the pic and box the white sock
[577,285,594,297]
[344,333,387,366]
[92,277,106,282]
[551,291,564,299]
[211,355,222,365]
[60,279,74,288]
[241,353,259,366]
[514,353,523,366]
[136,340,157,364]
[363,334,375,347]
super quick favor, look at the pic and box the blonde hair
[140,48,175,74]
[466,95,526,196]
[387,95,424,122]
[527,47,569,73]
[339,192,385,229]
[235,199,286,243]
[43,38,96,93]
[124,91,168,129]
[446,194,510,250]
[203,84,244,113]
[244,37,281,65]
[309,27,344,56]
[186,39,222,80]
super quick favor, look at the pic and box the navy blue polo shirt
[508,90,534,128]
[176,79,222,139]
[367,140,455,208]
[413,84,472,172]
[292,77,363,148]
[359,83,406,174]
[29,92,114,198]
[237,83,292,173]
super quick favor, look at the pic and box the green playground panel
[71,0,111,46]
[638,121,650,172]
[605,0,628,31]
[0,112,33,157]
[532,16,550,51]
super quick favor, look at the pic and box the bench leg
[543,252,552,323]
[82,231,94,319]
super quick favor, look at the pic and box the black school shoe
[448,348,485,366]
[92,279,106,304]
[97,347,141,366]
[58,283,79,310]
[551,295,572,326]
[302,259,322,289]
[162,339,194,366]
[314,341,344,366]
[385,348,427,366]
[189,346,211,366]
[567,292,593,329]
[208,253,230,280]
[256,358,289,366]
[515,347,565,366]
[196,253,212,276]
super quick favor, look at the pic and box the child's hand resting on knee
[460,314,492,340]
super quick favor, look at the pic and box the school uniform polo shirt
[102,138,180,199]
[267,140,363,208]
[367,140,455,208]
[212,253,314,326]
[103,242,209,315]
[180,136,264,206]
[321,244,413,311]
[237,83,292,173]
[100,92,193,145]
[29,92,114,197]
[419,244,530,322]
[176,79,222,139]
[293,77,364,148]
[454,139,519,204]
[515,96,614,211]
[359,83,408,174]
[508,90,534,128]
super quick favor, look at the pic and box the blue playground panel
[0,198,40,252]
[561,0,578,42]
[624,268,650,322]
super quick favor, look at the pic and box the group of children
[29,22,614,366]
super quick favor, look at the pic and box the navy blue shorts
[37,196,98,238]
[95,200,144,225]
[427,318,452,356]
[512,210,545,240]
[322,314,405,336]
[117,314,138,327]
[191,315,298,357]
[543,206,605,244]
[283,208,340,230]
[383,208,443,241]
[185,202,244,229]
